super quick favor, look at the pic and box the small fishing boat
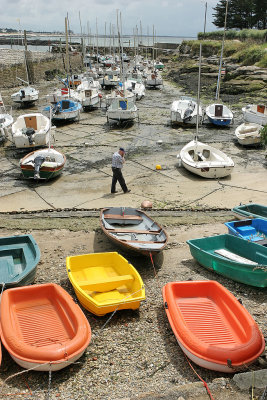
[125,77,146,101]
[187,234,267,287]
[105,88,135,107]
[171,97,203,126]
[66,252,145,316]
[232,203,267,221]
[242,104,267,125]
[11,86,39,105]
[106,97,138,123]
[205,103,233,126]
[225,218,267,246]
[100,73,120,89]
[0,93,13,140]
[100,207,168,255]
[11,113,50,148]
[144,71,163,88]
[179,139,234,178]
[0,234,40,287]
[20,147,66,180]
[0,283,91,371]
[162,280,265,372]
[44,99,82,122]
[235,122,262,146]
[72,80,102,109]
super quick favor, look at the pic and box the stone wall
[0,49,84,88]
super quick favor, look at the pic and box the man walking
[111,147,131,194]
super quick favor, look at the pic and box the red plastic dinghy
[162,280,265,372]
[0,283,91,371]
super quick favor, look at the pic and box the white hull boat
[11,87,39,105]
[12,113,50,148]
[235,123,262,146]
[171,97,202,125]
[205,103,233,126]
[100,75,120,89]
[106,89,135,107]
[242,104,267,125]
[72,80,101,108]
[107,97,138,123]
[20,147,66,180]
[125,78,145,101]
[44,100,82,122]
[179,140,234,179]
[145,72,163,88]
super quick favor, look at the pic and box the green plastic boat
[187,234,267,287]
[0,234,41,287]
[232,203,267,221]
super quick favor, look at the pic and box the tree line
[213,0,267,30]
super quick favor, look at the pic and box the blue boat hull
[207,116,231,126]
[225,218,267,245]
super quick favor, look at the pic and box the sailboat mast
[65,17,70,77]
[216,0,228,101]
[96,18,99,69]
[195,2,207,141]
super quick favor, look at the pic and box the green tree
[254,0,267,29]
[213,0,266,29]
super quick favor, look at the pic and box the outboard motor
[131,82,136,90]
[20,90,25,100]
[183,108,193,122]
[23,127,35,145]
[33,155,45,180]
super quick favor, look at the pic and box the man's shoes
[111,191,118,194]
[124,189,131,193]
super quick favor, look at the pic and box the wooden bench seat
[106,228,160,234]
[78,274,134,292]
[104,214,142,221]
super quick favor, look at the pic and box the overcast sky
[0,0,219,37]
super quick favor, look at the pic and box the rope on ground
[185,355,215,400]
[129,159,181,184]
[218,180,267,194]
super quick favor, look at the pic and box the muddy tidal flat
[0,77,266,400]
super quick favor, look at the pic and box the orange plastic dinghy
[0,283,91,371]
[162,280,265,372]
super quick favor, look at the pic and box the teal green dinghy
[187,234,267,288]
[0,235,41,288]
[232,204,267,221]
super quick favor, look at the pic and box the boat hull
[67,252,145,316]
[187,234,267,287]
[100,207,168,256]
[163,281,265,372]
[0,234,40,287]
[180,140,234,179]
[232,203,267,221]
[0,283,91,371]
[225,218,267,245]
[20,149,66,180]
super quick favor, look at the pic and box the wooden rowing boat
[187,234,267,287]
[0,234,40,287]
[66,252,145,316]
[162,280,265,372]
[100,207,168,255]
[0,283,91,371]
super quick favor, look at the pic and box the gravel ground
[0,214,266,400]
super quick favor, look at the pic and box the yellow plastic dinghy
[66,252,145,316]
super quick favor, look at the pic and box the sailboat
[11,78,39,106]
[106,12,138,124]
[0,93,13,140]
[11,113,50,149]
[170,96,203,126]
[20,108,66,180]
[179,3,234,179]
[205,0,233,126]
